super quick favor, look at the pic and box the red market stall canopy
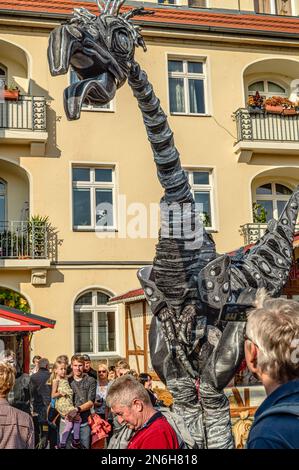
[0,305,56,333]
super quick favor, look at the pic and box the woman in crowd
[138,373,158,406]
[94,363,110,420]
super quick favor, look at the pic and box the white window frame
[187,169,215,231]
[254,182,292,220]
[256,0,293,15]
[69,69,114,113]
[248,79,288,99]
[0,63,7,90]
[0,178,7,222]
[274,0,293,15]
[72,166,117,231]
[188,0,209,7]
[74,290,118,357]
[158,0,177,4]
[168,58,208,116]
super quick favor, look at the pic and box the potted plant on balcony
[264,96,284,114]
[3,81,20,101]
[281,97,297,115]
[247,92,264,113]
[252,203,267,224]
[29,215,50,258]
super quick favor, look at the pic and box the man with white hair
[245,294,299,449]
[107,375,179,449]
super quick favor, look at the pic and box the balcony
[0,220,51,269]
[241,222,299,245]
[234,108,299,162]
[0,96,48,155]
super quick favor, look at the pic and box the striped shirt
[0,398,34,449]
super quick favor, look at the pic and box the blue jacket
[247,379,299,449]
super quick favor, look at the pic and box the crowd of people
[0,352,160,449]
[0,295,298,449]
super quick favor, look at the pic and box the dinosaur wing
[230,186,299,297]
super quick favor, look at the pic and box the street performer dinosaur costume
[48,0,299,448]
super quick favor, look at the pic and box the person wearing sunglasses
[245,292,299,449]
[95,364,110,420]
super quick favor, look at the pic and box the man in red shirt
[107,375,179,449]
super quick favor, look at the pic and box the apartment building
[0,0,298,367]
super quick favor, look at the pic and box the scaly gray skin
[48,1,299,448]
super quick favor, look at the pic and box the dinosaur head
[48,0,151,120]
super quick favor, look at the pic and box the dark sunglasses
[98,370,107,373]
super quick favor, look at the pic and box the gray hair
[246,293,299,383]
[106,374,151,408]
[0,349,16,367]
[38,358,49,369]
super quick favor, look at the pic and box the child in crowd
[50,361,82,449]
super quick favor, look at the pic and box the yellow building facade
[0,0,298,366]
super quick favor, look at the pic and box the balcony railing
[235,108,299,143]
[241,223,299,245]
[0,221,49,259]
[0,96,46,131]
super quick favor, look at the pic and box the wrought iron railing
[235,108,299,142]
[241,223,299,245]
[0,96,46,131]
[0,221,49,259]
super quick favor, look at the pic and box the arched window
[254,182,292,222]
[248,80,287,99]
[74,289,116,355]
[0,178,7,228]
[0,63,7,90]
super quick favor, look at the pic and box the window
[254,182,293,222]
[188,170,214,229]
[254,0,292,15]
[0,179,7,229]
[168,59,207,115]
[72,166,116,230]
[188,0,208,7]
[70,69,113,111]
[248,80,287,99]
[74,290,116,355]
[0,64,7,91]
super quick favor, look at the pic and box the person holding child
[50,360,83,449]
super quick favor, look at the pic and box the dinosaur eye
[111,29,133,55]
[119,32,130,49]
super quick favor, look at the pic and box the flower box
[282,108,297,116]
[265,104,283,114]
[3,89,19,100]
[248,106,263,114]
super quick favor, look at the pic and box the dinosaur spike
[116,0,126,15]
[96,0,104,12]
[103,0,112,14]
[124,7,155,20]
[109,0,118,15]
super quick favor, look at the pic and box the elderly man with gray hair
[107,375,179,449]
[245,293,299,449]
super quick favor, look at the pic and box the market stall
[0,305,55,373]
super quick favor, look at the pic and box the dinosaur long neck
[128,61,192,205]
[128,62,216,312]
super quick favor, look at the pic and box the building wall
[145,0,298,15]
[0,9,298,363]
